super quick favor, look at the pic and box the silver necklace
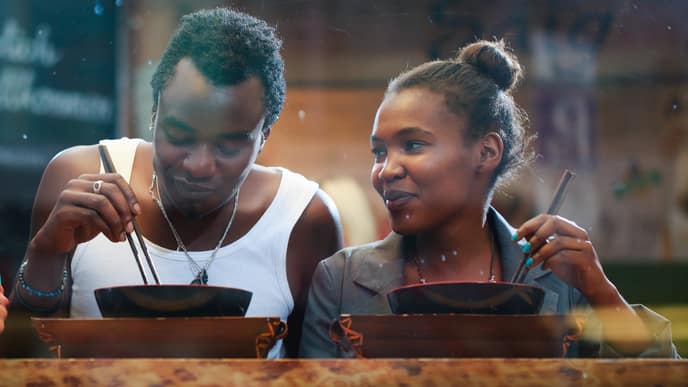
[149,173,239,285]
[412,225,497,284]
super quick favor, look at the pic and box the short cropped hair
[151,7,285,130]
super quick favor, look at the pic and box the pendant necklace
[150,173,239,285]
[411,224,497,284]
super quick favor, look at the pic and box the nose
[183,143,217,178]
[376,153,406,182]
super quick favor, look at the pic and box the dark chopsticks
[510,169,576,284]
[97,144,161,285]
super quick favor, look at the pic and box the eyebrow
[162,116,257,140]
[371,126,434,142]
[161,116,195,133]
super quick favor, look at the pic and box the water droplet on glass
[298,110,306,120]
[441,255,446,262]
[378,263,383,268]
[419,258,425,264]
[673,104,678,111]
[37,29,44,36]
[667,25,672,30]
[94,3,104,15]
[147,60,152,65]
[452,250,458,256]
[404,213,411,219]
[22,134,28,140]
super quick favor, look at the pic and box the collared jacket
[299,208,678,358]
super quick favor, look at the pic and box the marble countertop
[1,358,686,386]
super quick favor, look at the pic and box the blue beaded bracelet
[18,260,68,298]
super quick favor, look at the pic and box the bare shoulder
[301,189,342,233]
[290,187,343,259]
[36,144,102,203]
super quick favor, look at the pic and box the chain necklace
[149,173,239,285]
[412,224,497,284]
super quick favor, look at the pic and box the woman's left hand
[514,214,613,302]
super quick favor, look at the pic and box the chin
[389,217,420,236]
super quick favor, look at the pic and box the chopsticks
[97,144,161,285]
[511,169,576,284]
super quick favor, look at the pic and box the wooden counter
[1,358,686,386]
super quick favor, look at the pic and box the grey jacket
[299,208,678,358]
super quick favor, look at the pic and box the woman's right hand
[0,284,8,334]
[31,173,141,255]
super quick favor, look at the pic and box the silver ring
[92,180,103,194]
[546,235,556,243]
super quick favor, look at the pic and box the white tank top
[70,138,319,358]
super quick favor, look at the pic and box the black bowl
[95,284,253,318]
[387,281,545,315]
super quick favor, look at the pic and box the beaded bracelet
[18,260,68,298]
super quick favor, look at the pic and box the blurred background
[0,0,686,356]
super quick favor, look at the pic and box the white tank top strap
[257,167,319,234]
[98,137,144,182]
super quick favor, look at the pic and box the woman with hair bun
[299,40,678,358]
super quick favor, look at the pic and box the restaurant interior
[0,0,686,383]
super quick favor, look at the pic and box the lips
[383,189,416,211]
[172,177,216,196]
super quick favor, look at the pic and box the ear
[476,132,504,173]
[258,127,271,153]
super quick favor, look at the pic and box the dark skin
[16,58,343,357]
[371,87,651,355]
[0,285,7,334]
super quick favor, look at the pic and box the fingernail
[134,203,142,215]
[525,257,533,267]
[121,232,127,242]
[126,222,134,233]
[522,242,531,254]
[511,233,518,241]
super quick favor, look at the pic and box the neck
[415,205,490,263]
[408,205,498,283]
[151,173,239,250]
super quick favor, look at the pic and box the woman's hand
[31,173,141,255]
[513,214,614,303]
[0,284,8,334]
[513,214,654,355]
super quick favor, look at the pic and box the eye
[404,140,425,152]
[216,141,243,156]
[215,132,255,157]
[371,147,387,162]
[161,126,194,146]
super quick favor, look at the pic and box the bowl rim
[387,280,545,294]
[94,284,253,295]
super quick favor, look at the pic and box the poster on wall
[0,0,117,280]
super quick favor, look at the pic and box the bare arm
[11,145,141,315]
[284,188,343,357]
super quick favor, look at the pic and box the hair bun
[457,40,522,92]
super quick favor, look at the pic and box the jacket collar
[489,209,560,314]
[350,232,406,294]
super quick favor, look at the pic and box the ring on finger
[92,180,104,194]
[546,235,556,244]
